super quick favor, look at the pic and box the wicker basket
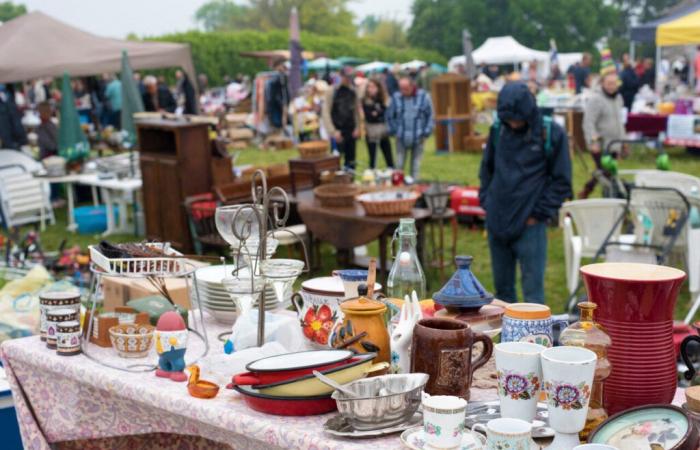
[314,183,361,207]
[298,140,330,159]
[357,191,420,216]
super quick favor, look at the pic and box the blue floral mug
[501,303,567,347]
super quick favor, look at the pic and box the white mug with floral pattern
[495,341,546,423]
[541,346,597,450]
[472,418,534,450]
[422,394,467,449]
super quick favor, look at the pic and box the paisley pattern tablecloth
[0,317,497,450]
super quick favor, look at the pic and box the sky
[17,0,413,38]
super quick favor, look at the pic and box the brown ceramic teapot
[410,317,493,400]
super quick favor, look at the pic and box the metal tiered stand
[215,170,310,346]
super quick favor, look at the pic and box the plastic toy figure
[155,311,188,382]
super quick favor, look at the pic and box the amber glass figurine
[559,302,612,440]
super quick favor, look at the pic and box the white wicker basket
[89,243,187,276]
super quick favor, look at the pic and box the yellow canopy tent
[657,9,700,46]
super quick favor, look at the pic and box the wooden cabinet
[137,120,212,252]
[431,73,486,152]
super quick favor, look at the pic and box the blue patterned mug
[501,303,567,347]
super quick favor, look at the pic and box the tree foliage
[194,0,355,37]
[408,0,682,58]
[0,1,26,23]
[151,29,445,86]
[363,17,408,49]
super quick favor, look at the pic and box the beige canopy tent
[0,11,197,86]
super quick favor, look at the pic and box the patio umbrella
[120,50,144,149]
[400,60,427,71]
[430,63,448,73]
[288,6,302,95]
[307,57,341,71]
[355,61,391,74]
[58,72,89,162]
[337,56,368,66]
[462,28,476,79]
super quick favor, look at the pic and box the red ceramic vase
[580,263,685,415]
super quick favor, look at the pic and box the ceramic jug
[329,284,391,367]
[410,317,493,400]
[501,303,568,347]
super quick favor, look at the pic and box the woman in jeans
[361,78,394,169]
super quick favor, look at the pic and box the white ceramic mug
[495,341,546,423]
[422,394,468,449]
[472,417,533,450]
[541,346,597,450]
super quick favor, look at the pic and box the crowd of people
[266,60,435,179]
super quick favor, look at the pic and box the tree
[195,0,251,32]
[365,18,408,49]
[0,1,26,23]
[408,0,620,58]
[194,0,356,37]
[359,15,381,36]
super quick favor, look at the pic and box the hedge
[149,29,447,86]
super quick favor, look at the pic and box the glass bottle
[559,302,612,441]
[387,218,426,300]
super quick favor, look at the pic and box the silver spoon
[312,370,358,398]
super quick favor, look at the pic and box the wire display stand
[216,169,310,346]
[82,251,210,373]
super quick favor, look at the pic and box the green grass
[13,135,700,318]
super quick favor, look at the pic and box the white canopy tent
[0,12,197,86]
[448,35,582,76]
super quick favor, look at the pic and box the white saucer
[400,426,486,450]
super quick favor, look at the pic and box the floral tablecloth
[0,314,497,450]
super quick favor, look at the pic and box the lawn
[16,133,700,318]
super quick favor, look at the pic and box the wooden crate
[431,73,480,152]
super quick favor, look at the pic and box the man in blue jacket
[479,82,572,303]
[387,76,434,180]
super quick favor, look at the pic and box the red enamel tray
[231,385,337,416]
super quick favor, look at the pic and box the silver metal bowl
[331,373,428,431]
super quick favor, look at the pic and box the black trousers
[338,130,357,170]
[367,137,394,169]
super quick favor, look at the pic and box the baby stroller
[566,184,690,314]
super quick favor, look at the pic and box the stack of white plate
[192,265,290,324]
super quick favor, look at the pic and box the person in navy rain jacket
[479,82,572,304]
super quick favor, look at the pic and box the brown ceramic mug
[410,318,493,400]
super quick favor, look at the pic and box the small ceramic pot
[39,291,80,341]
[495,341,546,423]
[332,269,368,299]
[422,394,467,449]
[56,321,81,356]
[109,323,155,358]
[501,303,567,347]
[541,346,597,450]
[472,417,534,450]
[46,308,79,349]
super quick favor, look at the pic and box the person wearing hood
[479,82,572,304]
[0,83,27,150]
[580,71,626,198]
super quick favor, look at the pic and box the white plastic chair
[635,170,700,197]
[0,168,54,230]
[559,199,628,294]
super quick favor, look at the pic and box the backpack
[491,115,554,161]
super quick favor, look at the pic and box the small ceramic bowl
[108,323,155,358]
[188,380,220,399]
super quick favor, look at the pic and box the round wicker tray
[356,191,420,216]
[314,183,361,207]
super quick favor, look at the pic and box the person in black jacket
[142,75,176,113]
[362,78,394,169]
[265,59,289,130]
[479,82,572,303]
[619,53,639,111]
[322,66,361,170]
[0,84,27,150]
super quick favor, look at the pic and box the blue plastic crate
[0,368,23,450]
[73,205,119,234]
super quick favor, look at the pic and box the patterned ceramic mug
[495,342,546,423]
[501,303,568,347]
[472,417,534,450]
[422,394,468,449]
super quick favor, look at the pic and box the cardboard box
[102,276,192,312]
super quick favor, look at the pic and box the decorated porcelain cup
[472,417,534,450]
[495,342,546,423]
[501,303,568,347]
[422,394,468,449]
[541,346,597,450]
